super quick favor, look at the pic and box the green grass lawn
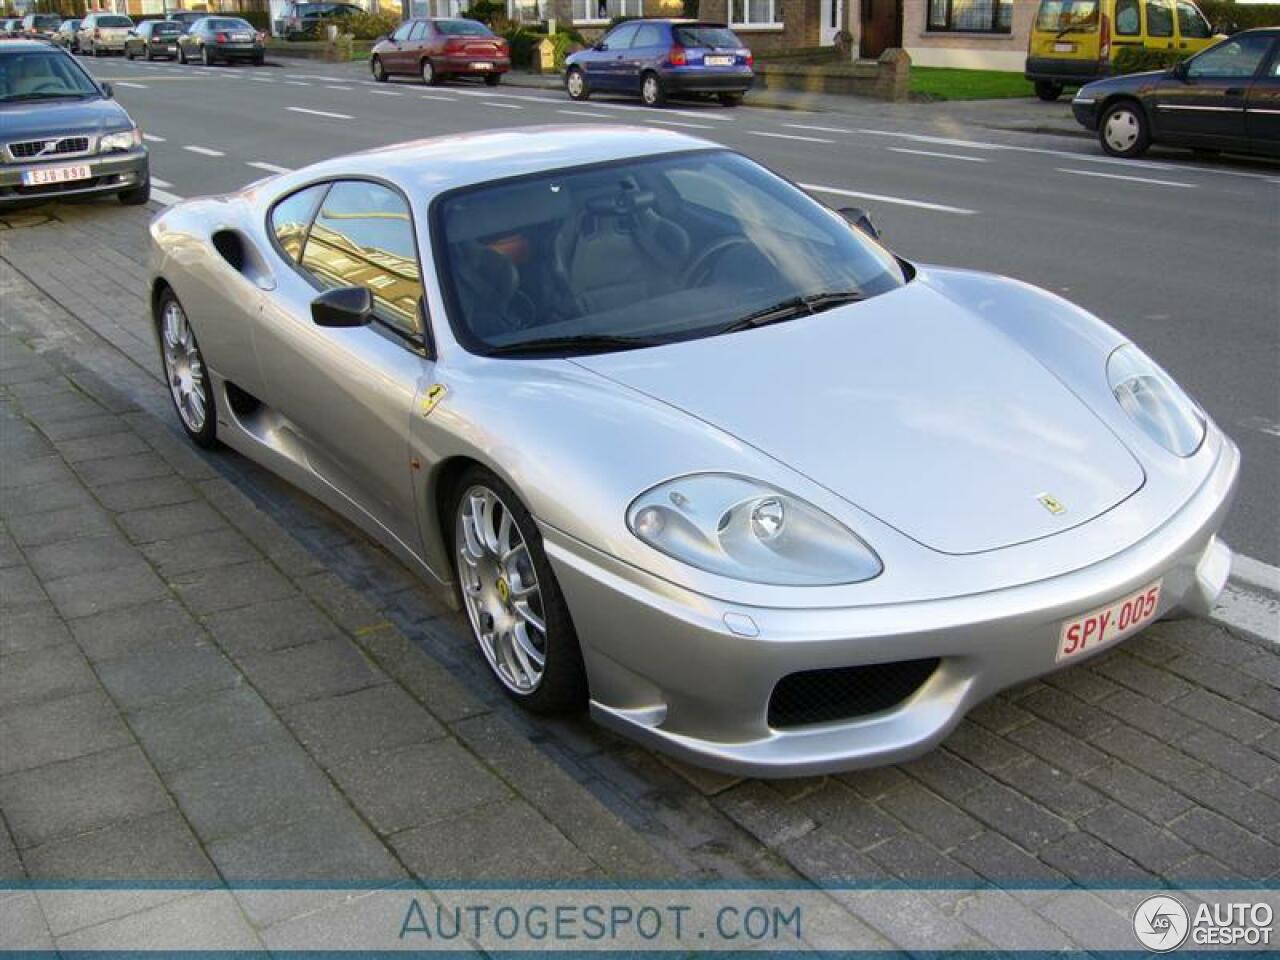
[909,67,1035,100]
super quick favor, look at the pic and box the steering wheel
[683,235,753,287]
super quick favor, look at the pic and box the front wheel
[177,43,186,63]
[371,55,387,81]
[1099,101,1150,158]
[421,58,440,86]
[1034,80,1063,102]
[157,291,218,449]
[483,72,501,87]
[118,180,150,206]
[452,467,587,714]
[640,71,666,107]
[201,45,212,66]
[565,66,589,101]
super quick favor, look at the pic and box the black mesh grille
[9,137,90,159]
[768,658,940,729]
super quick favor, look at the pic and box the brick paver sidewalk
[1,203,1277,950]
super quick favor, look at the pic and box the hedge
[1196,0,1280,32]
[1111,46,1189,74]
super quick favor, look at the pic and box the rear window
[1035,0,1099,32]
[674,25,742,48]
[206,18,253,30]
[152,22,183,35]
[97,16,134,27]
[436,19,493,36]
[34,16,62,27]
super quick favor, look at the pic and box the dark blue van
[564,20,753,108]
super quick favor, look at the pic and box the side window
[392,21,414,41]
[1175,1,1211,39]
[1115,0,1140,35]
[300,181,424,339]
[1146,0,1173,38]
[632,24,663,48]
[604,23,638,49]
[1186,35,1273,79]
[270,184,328,263]
[409,21,428,41]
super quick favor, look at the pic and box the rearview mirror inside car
[311,286,374,328]
[838,206,880,241]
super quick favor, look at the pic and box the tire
[718,92,743,107]
[1035,80,1063,102]
[565,66,589,101]
[118,179,150,205]
[177,43,186,64]
[450,466,587,715]
[421,58,439,86]
[156,290,218,449]
[371,54,387,81]
[483,72,501,87]
[201,45,212,66]
[145,47,154,62]
[1099,100,1151,158]
[125,46,134,60]
[640,70,665,107]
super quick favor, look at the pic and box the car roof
[0,38,66,52]
[293,125,715,198]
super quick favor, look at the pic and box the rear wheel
[565,66,589,101]
[1035,80,1063,102]
[371,54,387,81]
[451,467,587,715]
[125,45,134,60]
[640,70,665,107]
[157,290,217,449]
[177,42,186,63]
[484,72,501,87]
[1099,100,1150,158]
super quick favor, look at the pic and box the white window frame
[436,0,469,16]
[506,0,547,23]
[729,0,783,30]
[571,0,643,26]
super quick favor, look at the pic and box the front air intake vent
[768,659,940,729]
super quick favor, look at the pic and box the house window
[572,0,642,22]
[506,0,546,23]
[730,0,783,29]
[436,0,470,15]
[927,0,1013,33]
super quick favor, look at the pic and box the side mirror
[594,41,607,51]
[838,206,880,241]
[1171,60,1189,81]
[100,81,113,99]
[311,286,373,328]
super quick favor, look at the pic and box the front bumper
[545,438,1239,777]
[661,67,754,94]
[1025,57,1108,85]
[0,148,148,205]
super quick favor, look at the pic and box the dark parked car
[276,2,360,40]
[21,14,63,39]
[1072,27,1280,158]
[1,19,24,38]
[177,17,265,66]
[565,19,753,108]
[53,19,81,51]
[126,20,184,61]
[0,39,149,206]
[164,11,205,32]
[371,18,510,86]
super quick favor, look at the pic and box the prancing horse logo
[1038,493,1067,516]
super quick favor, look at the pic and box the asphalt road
[79,54,1280,583]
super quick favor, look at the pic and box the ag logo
[1134,894,1190,952]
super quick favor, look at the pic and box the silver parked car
[147,127,1238,776]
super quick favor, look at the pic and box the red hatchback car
[371,18,509,87]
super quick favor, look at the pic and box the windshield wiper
[718,290,867,335]
[1,92,89,102]
[485,334,662,357]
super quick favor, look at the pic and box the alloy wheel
[642,74,662,107]
[1103,108,1140,154]
[159,298,208,435]
[566,69,584,99]
[455,484,548,695]
[421,59,434,85]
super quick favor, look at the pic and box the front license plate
[705,54,735,66]
[22,164,91,187]
[1057,579,1162,663]
[1054,41,1075,52]
[472,61,492,70]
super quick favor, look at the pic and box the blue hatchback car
[565,19,753,108]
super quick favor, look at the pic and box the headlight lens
[626,474,882,586]
[1107,344,1205,457]
[100,127,141,152]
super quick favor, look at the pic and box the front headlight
[100,127,141,152]
[1107,344,1205,457]
[626,474,882,586]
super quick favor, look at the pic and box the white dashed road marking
[370,90,402,96]
[747,130,835,144]
[785,123,852,134]
[142,133,165,143]
[151,188,184,206]
[287,107,354,120]
[889,147,990,163]
[246,161,293,174]
[115,81,147,89]
[801,182,978,216]
[325,85,353,91]
[558,109,612,118]
[150,177,173,188]
[643,118,715,130]
[1057,167,1195,189]
[183,145,224,157]
[285,81,311,86]
[420,94,456,101]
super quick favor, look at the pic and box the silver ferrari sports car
[148,126,1238,776]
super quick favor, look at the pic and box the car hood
[0,96,132,140]
[572,276,1145,556]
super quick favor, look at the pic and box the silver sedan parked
[147,127,1238,776]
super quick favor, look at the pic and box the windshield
[435,150,907,355]
[674,25,742,48]
[436,19,493,35]
[0,49,100,101]
[97,16,134,27]
[1035,0,1099,32]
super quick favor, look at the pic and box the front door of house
[859,0,900,59]
[820,0,844,46]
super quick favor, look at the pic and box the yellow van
[1026,0,1219,100]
